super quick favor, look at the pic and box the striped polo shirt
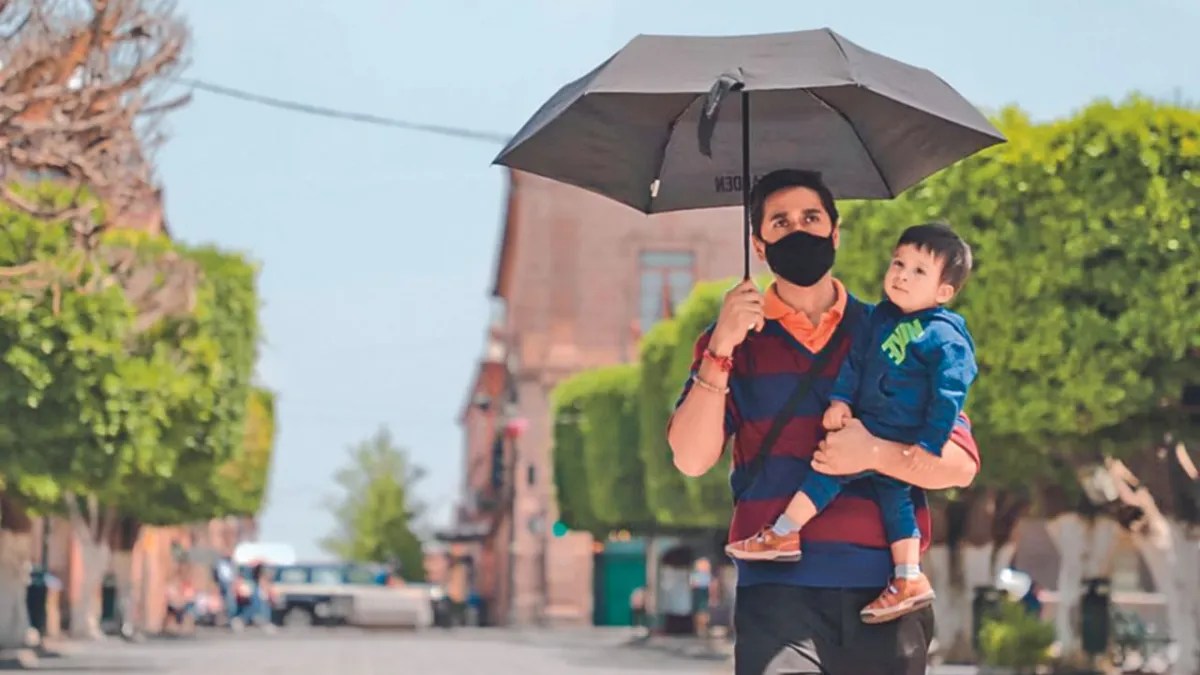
[676,290,979,589]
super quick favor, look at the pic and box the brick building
[454,169,755,626]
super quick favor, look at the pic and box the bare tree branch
[1,1,195,327]
[0,0,190,238]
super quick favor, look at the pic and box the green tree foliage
[0,205,165,506]
[635,317,696,528]
[0,189,265,523]
[835,98,1200,485]
[552,382,599,533]
[321,427,426,581]
[120,241,262,524]
[551,364,648,534]
[216,386,277,516]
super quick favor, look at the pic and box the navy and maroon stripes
[675,295,976,589]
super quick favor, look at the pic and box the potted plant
[978,599,1057,674]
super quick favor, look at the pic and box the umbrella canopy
[494,28,1003,214]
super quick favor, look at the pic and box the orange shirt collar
[763,279,847,352]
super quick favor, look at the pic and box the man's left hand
[813,418,879,476]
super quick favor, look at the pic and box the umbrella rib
[805,89,896,198]
[645,94,708,212]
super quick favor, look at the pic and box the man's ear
[752,232,767,262]
[832,219,842,249]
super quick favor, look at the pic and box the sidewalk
[0,638,85,670]
[625,631,733,661]
[622,633,988,674]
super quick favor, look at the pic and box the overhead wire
[173,77,512,145]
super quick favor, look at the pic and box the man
[667,169,980,675]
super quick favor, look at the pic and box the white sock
[772,514,800,536]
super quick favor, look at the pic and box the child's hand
[822,401,853,431]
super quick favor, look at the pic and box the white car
[269,563,433,629]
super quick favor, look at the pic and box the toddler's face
[883,244,956,313]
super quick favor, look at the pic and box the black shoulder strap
[732,319,852,504]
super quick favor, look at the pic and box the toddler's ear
[936,283,956,304]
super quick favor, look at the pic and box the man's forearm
[666,360,729,477]
[872,438,978,489]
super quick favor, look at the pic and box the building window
[639,251,695,332]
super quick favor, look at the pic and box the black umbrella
[493,28,1005,278]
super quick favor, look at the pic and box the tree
[0,198,263,639]
[551,364,650,535]
[635,316,697,529]
[214,387,277,517]
[832,98,1200,665]
[0,0,187,234]
[117,242,262,527]
[551,378,602,535]
[0,0,281,647]
[321,428,427,582]
[0,202,161,641]
[0,0,189,645]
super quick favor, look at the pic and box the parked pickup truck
[268,563,433,629]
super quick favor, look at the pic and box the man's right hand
[710,279,765,356]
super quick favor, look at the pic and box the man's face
[752,186,839,260]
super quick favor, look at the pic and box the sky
[157,0,1200,560]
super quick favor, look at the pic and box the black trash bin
[26,569,47,636]
[1081,577,1112,656]
[100,574,118,625]
[432,595,453,628]
[971,585,1002,653]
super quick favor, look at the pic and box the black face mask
[763,230,836,287]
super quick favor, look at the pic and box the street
[30,628,731,675]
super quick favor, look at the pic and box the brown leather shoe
[859,573,936,624]
[724,526,802,562]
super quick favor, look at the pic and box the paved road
[31,627,732,675]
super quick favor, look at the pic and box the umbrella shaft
[742,90,751,281]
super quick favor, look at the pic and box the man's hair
[896,222,973,290]
[749,169,839,238]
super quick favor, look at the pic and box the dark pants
[734,585,932,675]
